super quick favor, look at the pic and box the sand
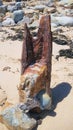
[0,25,73,130]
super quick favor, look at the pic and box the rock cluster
[0,0,73,27]
[0,1,25,26]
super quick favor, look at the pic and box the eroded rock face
[0,105,36,130]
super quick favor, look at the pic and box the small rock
[51,14,59,25]
[34,5,46,12]
[15,2,22,10]
[13,10,24,23]
[36,90,52,110]
[51,23,58,27]
[0,5,7,14]
[2,66,11,71]
[24,8,38,18]
[7,5,17,12]
[0,105,37,130]
[17,16,31,25]
[2,18,15,26]
[60,0,73,5]
[0,0,3,6]
[29,20,39,30]
[59,0,73,7]
[45,0,55,7]
[0,22,2,26]
[55,16,73,26]
[0,87,7,106]
[44,7,56,13]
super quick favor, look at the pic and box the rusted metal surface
[21,23,35,75]
[33,15,52,94]
[19,15,52,111]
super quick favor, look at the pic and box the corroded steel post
[19,15,52,111]
[21,23,35,75]
[34,15,52,95]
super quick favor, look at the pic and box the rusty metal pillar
[33,15,52,95]
[20,15,52,111]
[21,23,35,75]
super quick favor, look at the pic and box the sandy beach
[0,25,73,130]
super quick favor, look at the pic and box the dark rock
[15,0,21,2]
[13,10,24,23]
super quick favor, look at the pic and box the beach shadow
[52,82,72,108]
[32,82,72,130]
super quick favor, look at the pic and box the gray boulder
[0,5,7,14]
[13,10,24,23]
[0,105,36,130]
[2,18,15,26]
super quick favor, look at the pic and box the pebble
[7,4,17,12]
[15,2,22,9]
[0,22,2,26]
[34,5,46,12]
[2,18,15,26]
[45,0,55,7]
[0,5,7,14]
[60,0,73,5]
[17,16,31,25]
[29,20,39,30]
[13,10,24,23]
